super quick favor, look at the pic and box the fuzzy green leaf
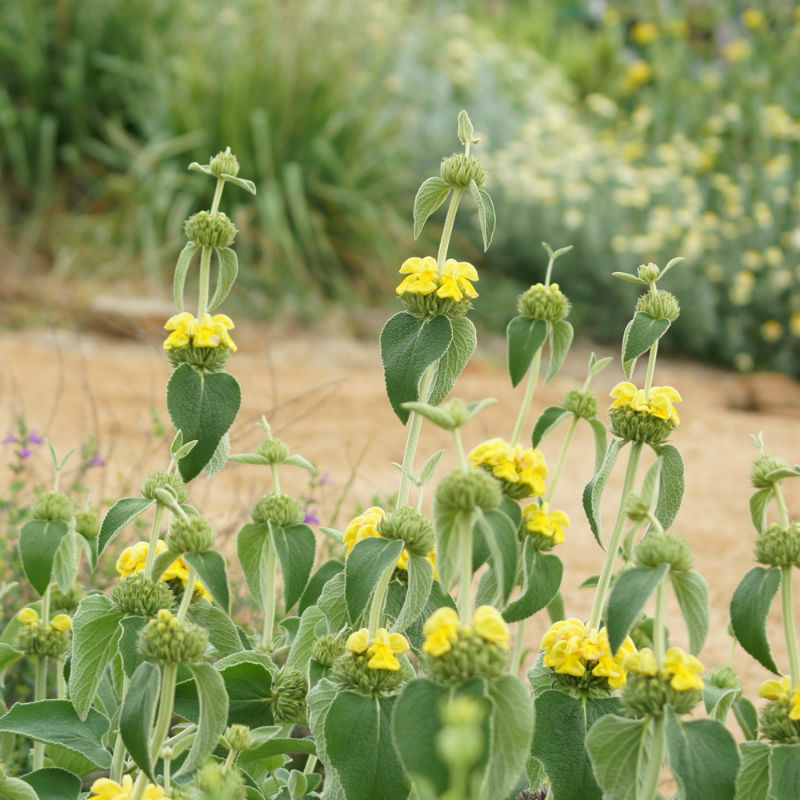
[623,311,671,364]
[286,605,327,672]
[703,682,741,724]
[184,551,230,613]
[583,438,625,549]
[507,317,547,388]
[750,488,772,535]
[607,564,670,654]
[203,431,229,479]
[470,181,495,251]
[392,554,434,633]
[97,497,156,555]
[236,522,270,611]
[68,595,124,720]
[380,313,453,424]
[621,318,637,379]
[531,406,571,449]
[545,320,574,384]
[172,241,198,312]
[734,697,759,741]
[769,744,800,799]
[586,715,650,800]
[665,707,739,800]
[588,418,608,475]
[118,616,146,678]
[731,566,781,674]
[0,777,39,800]
[475,508,519,608]
[671,570,710,655]
[413,177,451,239]
[52,531,78,593]
[208,246,238,311]
[428,317,477,406]
[19,519,71,596]
[611,272,648,285]
[167,364,241,482]
[188,602,244,656]
[269,522,316,612]
[221,174,256,194]
[20,768,82,800]
[503,542,563,623]
[121,662,160,780]
[653,443,685,531]
[735,741,772,800]
[345,537,404,623]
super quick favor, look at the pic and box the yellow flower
[623,647,659,676]
[609,382,681,425]
[163,312,198,350]
[423,607,461,657]
[791,688,800,721]
[761,320,783,342]
[790,312,800,337]
[759,676,791,702]
[473,606,510,647]
[544,636,586,677]
[367,628,409,671]
[663,647,704,691]
[90,775,165,799]
[436,259,479,302]
[116,540,211,601]
[742,9,765,30]
[193,313,237,351]
[522,502,569,545]
[631,22,659,45]
[51,614,73,633]
[541,618,586,651]
[625,61,653,90]
[343,507,385,556]
[17,608,39,626]
[723,39,752,62]
[395,256,438,296]
[345,628,370,655]
[468,438,547,497]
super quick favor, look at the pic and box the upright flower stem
[396,366,436,510]
[588,441,644,631]
[32,657,47,770]
[368,564,394,639]
[197,246,212,319]
[653,580,667,664]
[643,341,659,399]
[435,189,464,272]
[261,538,278,651]
[640,715,665,800]
[110,676,130,782]
[510,349,543,448]
[458,511,474,624]
[510,618,527,674]
[774,485,790,527]
[143,504,166,580]
[545,416,578,504]
[272,464,282,496]
[781,566,800,687]
[452,429,468,471]
[177,566,197,622]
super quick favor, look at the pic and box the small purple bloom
[28,431,43,445]
[19,448,32,460]
[303,511,320,526]
[319,471,334,486]
[2,432,16,445]
[90,454,106,467]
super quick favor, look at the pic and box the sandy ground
[2,312,799,711]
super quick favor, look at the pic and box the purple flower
[319,471,334,486]
[28,431,43,445]
[303,511,320,526]
[19,448,32,460]
[90,454,106,467]
[2,432,16,445]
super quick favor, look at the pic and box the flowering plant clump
[2,112,799,800]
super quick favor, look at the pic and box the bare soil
[2,311,800,706]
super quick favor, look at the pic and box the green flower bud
[707,666,740,691]
[50,584,84,613]
[636,289,680,322]
[222,724,252,754]
[138,609,208,665]
[142,471,188,504]
[624,492,651,522]
[30,491,74,522]
[637,263,661,283]
[441,398,470,428]
[184,211,237,248]
[563,389,599,420]
[399,292,472,321]
[312,633,347,668]
[518,283,571,323]
[440,153,486,188]
[754,523,800,568]
[251,493,304,527]
[610,407,675,446]
[760,698,800,744]
[167,516,216,554]
[166,342,231,372]
[209,148,240,178]
[17,622,71,659]
[75,509,100,540]
[622,673,702,717]
[435,697,486,769]
[423,628,508,685]
[271,668,308,723]
[750,454,789,489]
[634,532,694,573]
[378,507,435,557]
[331,650,411,695]
[113,573,176,617]
[436,469,502,514]
[256,438,290,464]
[185,760,246,800]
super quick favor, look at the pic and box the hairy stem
[436,189,464,272]
[781,566,800,688]
[368,564,395,639]
[261,537,278,651]
[452,428,468,470]
[271,463,282,496]
[510,618,527,675]
[177,566,197,623]
[32,657,47,770]
[640,715,665,800]
[143,504,165,580]
[653,580,668,664]
[774,485,790,527]
[644,341,659,399]
[458,511,475,624]
[545,416,578,504]
[510,348,543,447]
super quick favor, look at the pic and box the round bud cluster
[423,628,509,686]
[271,668,308,723]
[610,407,675,446]
[634,532,694,573]
[517,283,571,323]
[312,633,347,668]
[760,699,800,744]
[331,650,411,695]
[637,263,661,283]
[435,697,485,770]
[435,470,502,514]
[184,211,237,248]
[440,153,486,188]
[166,342,231,372]
[138,609,208,665]
[707,666,740,691]
[624,492,651,522]
[222,724,252,754]
[636,289,680,322]
[17,613,73,659]
[209,149,240,178]
[75,509,100,540]
[251,493,305,527]
[50,584,84,613]
[112,573,176,617]
[400,292,472,321]
[185,759,246,800]
[441,398,470,429]
[167,516,216,554]
[622,672,702,717]
[754,523,800,568]
[256,438,290,464]
[750,454,789,489]
[378,507,435,558]
[563,389,598,420]
[141,471,188,504]
[30,492,74,522]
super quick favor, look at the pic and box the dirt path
[2,316,799,704]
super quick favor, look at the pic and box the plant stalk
[368,564,395,639]
[143,504,166,580]
[510,348,542,447]
[32,656,47,770]
[436,188,464,272]
[510,618,527,675]
[653,580,667,664]
[545,416,578,503]
[458,511,474,624]
[271,463,282,496]
[781,565,800,688]
[177,566,197,622]
[640,715,665,800]
[261,537,278,651]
